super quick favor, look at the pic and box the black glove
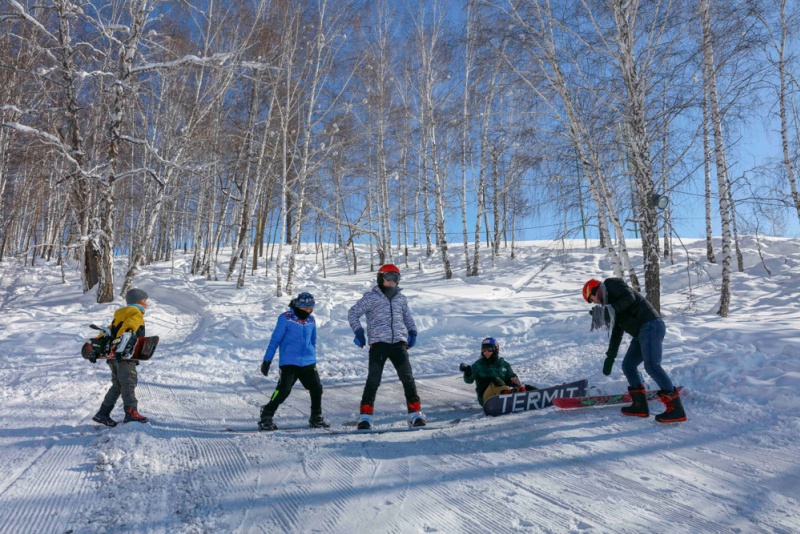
[88,353,97,364]
[602,353,616,376]
[459,363,472,376]
[261,360,271,376]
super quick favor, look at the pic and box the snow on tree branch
[130,52,233,75]
[1,105,27,115]
[8,0,57,42]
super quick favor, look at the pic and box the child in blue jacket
[258,292,329,431]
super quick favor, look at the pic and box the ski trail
[0,436,95,533]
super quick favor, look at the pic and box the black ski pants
[360,342,419,407]
[262,364,323,416]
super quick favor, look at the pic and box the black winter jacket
[602,277,660,357]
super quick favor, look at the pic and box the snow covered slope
[1,238,798,532]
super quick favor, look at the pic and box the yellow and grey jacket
[109,305,146,338]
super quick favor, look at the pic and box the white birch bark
[460,0,475,275]
[702,73,717,263]
[611,0,661,311]
[497,1,623,278]
[754,1,800,225]
[700,0,732,317]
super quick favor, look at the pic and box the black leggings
[263,364,323,415]
[360,342,419,406]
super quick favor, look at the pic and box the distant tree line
[2,0,799,316]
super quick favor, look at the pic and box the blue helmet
[481,337,498,349]
[295,292,315,308]
[481,337,500,359]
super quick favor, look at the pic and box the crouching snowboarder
[258,292,329,431]
[460,337,534,406]
[583,278,686,422]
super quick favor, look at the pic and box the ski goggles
[481,344,495,352]
[381,271,400,283]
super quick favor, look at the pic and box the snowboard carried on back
[552,386,684,409]
[81,324,159,362]
[483,379,588,416]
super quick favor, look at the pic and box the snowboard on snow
[223,425,322,434]
[552,386,684,409]
[482,379,588,416]
[82,331,159,361]
[224,418,461,435]
[332,418,462,435]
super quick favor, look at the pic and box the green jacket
[463,356,518,406]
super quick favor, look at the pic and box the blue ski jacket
[263,310,317,367]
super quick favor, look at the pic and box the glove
[353,328,366,348]
[88,353,97,364]
[407,330,417,348]
[261,360,271,376]
[602,353,616,376]
[459,363,472,376]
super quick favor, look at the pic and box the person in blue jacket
[258,292,329,431]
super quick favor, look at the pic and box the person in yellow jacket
[91,288,150,426]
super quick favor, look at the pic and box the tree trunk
[700,0,732,317]
[612,0,661,311]
[702,76,716,264]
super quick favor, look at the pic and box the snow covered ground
[1,237,799,533]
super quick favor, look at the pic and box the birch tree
[610,0,663,310]
[282,0,357,293]
[752,0,800,225]
[409,0,453,278]
[488,0,628,280]
[700,0,733,316]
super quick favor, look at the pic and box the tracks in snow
[2,368,798,532]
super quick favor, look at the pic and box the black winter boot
[258,405,277,431]
[655,389,687,423]
[621,386,649,417]
[93,404,117,427]
[308,411,330,428]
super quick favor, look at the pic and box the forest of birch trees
[2,0,800,316]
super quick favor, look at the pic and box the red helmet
[583,279,601,302]
[377,264,401,286]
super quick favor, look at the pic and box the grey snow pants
[99,359,139,413]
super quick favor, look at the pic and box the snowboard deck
[82,335,159,361]
[331,418,462,435]
[223,425,321,434]
[552,386,684,409]
[225,418,462,435]
[482,379,589,416]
